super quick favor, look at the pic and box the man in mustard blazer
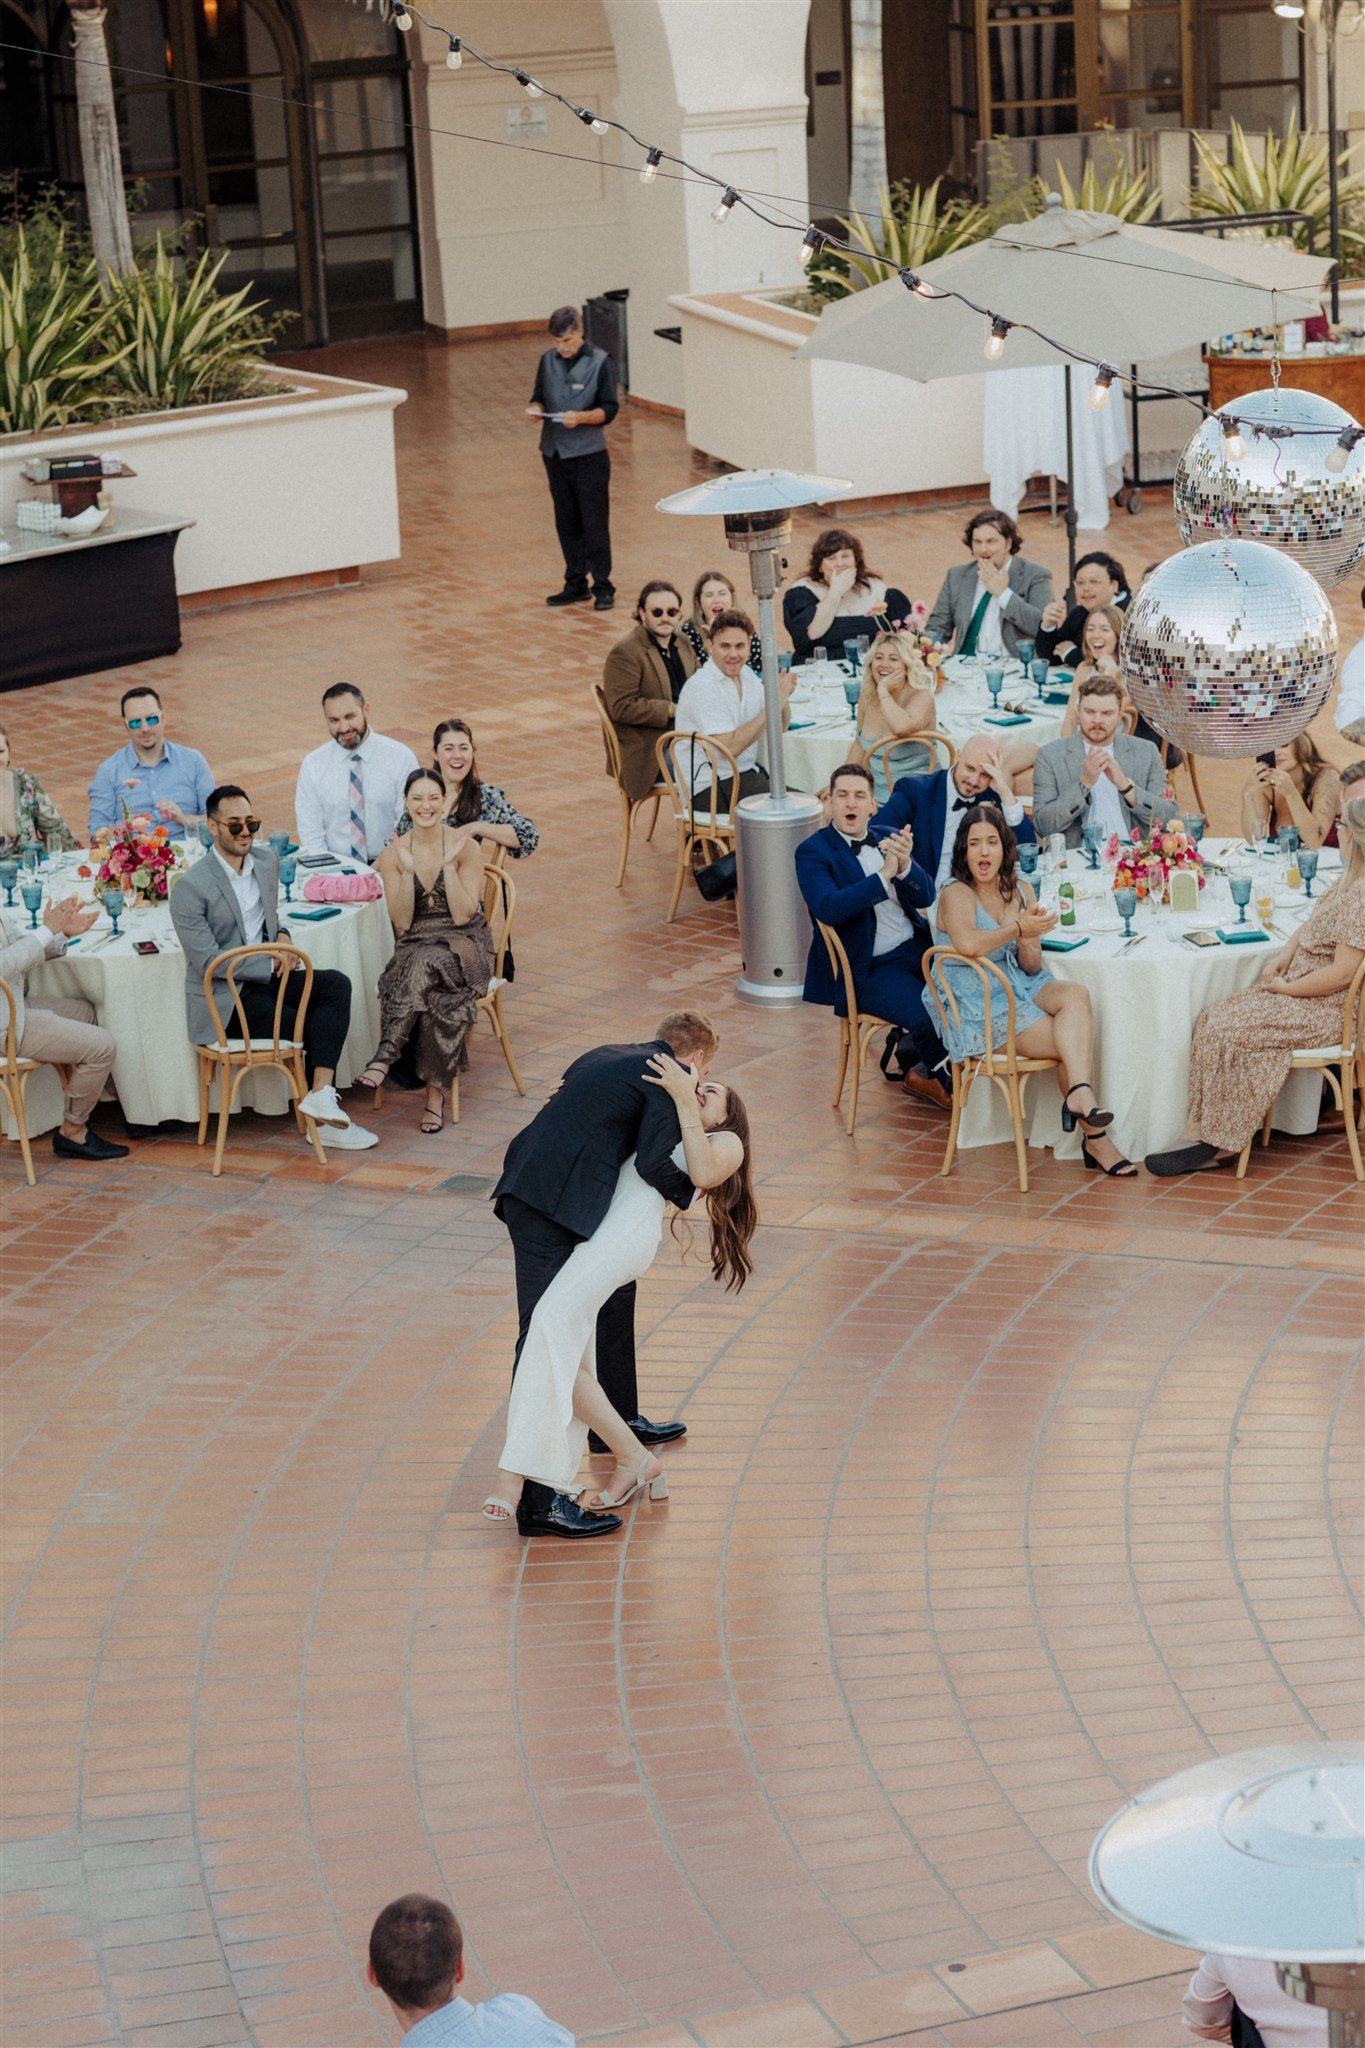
[601,580,699,803]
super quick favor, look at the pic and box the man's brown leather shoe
[902,1070,952,1112]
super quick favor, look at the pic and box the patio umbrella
[798,205,1334,578]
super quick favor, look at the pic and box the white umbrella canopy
[798,207,1333,380]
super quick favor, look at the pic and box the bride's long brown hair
[674,1087,757,1292]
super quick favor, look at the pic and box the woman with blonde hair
[1240,731,1341,851]
[846,631,937,799]
[681,570,762,671]
[1147,794,1365,1174]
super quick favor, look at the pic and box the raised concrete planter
[0,366,405,598]
[668,286,989,502]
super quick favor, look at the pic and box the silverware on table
[1120,934,1146,954]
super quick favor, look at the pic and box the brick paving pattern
[2,335,1361,2047]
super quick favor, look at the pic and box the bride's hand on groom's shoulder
[644,1052,700,1107]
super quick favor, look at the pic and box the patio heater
[1090,1743,1364,2045]
[657,469,851,1006]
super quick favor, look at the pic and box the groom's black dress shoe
[516,1491,622,1539]
[588,1415,686,1455]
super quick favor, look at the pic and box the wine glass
[1228,873,1253,925]
[19,880,43,930]
[1299,847,1320,898]
[21,840,41,878]
[1030,656,1049,698]
[279,853,298,904]
[99,885,125,938]
[1082,820,1105,871]
[0,859,18,907]
[1114,885,1137,940]
[855,635,870,665]
[986,663,1005,708]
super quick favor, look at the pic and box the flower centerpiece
[79,803,183,904]
[1109,821,1205,901]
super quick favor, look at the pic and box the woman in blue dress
[931,803,1137,1176]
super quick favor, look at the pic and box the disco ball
[1120,539,1338,760]
[1174,386,1365,590]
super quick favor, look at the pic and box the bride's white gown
[499,1146,684,1493]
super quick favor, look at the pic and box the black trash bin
[583,288,629,390]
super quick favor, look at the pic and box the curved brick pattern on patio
[2,335,1361,2048]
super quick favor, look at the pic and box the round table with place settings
[7,847,393,1137]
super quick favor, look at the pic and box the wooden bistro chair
[592,681,666,887]
[815,922,895,1136]
[656,730,740,925]
[1236,954,1365,1183]
[922,945,1062,1193]
[197,943,326,1176]
[468,861,526,1117]
[0,975,71,1186]
[865,730,957,791]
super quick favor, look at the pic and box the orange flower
[77,864,92,878]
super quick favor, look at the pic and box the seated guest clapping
[1240,733,1340,851]
[875,733,1037,897]
[170,785,377,1150]
[395,719,538,860]
[846,631,938,799]
[1,727,76,859]
[601,583,698,808]
[89,688,213,841]
[357,769,494,1134]
[295,683,418,861]
[925,509,1052,660]
[1036,551,1131,667]
[674,609,794,813]
[783,529,910,663]
[682,570,763,671]
[1148,795,1365,1176]
[934,805,1135,1175]
[0,895,128,1162]
[1033,675,1174,848]
[1058,606,1127,736]
[796,763,948,1109]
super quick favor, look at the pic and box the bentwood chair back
[1236,953,1365,1182]
[865,731,957,790]
[655,730,741,925]
[592,681,666,888]
[0,974,72,1186]
[815,922,895,1136]
[922,945,1062,1193]
[198,943,325,1176]
[470,862,526,1118]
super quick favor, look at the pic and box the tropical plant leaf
[1189,114,1365,264]
[0,224,131,433]
[807,179,996,300]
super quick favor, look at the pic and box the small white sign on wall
[505,104,550,141]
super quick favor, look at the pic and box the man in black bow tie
[875,733,1037,895]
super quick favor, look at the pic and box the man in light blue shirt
[368,1895,573,2046]
[88,686,214,841]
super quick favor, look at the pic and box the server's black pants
[543,449,613,593]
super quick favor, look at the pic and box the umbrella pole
[1063,362,1078,591]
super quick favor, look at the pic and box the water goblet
[1183,812,1206,845]
[777,651,793,674]
[196,820,213,850]
[0,858,18,907]
[1082,820,1105,871]
[985,663,1005,708]
[1114,885,1137,940]
[99,885,125,938]
[1030,657,1049,697]
[1278,825,1300,856]
[1016,638,1035,671]
[842,639,861,675]
[1228,873,1253,925]
[279,853,298,904]
[20,879,43,930]
[842,675,862,713]
[1016,842,1038,878]
[1299,847,1320,898]
[268,831,291,859]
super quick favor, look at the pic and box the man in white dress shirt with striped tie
[295,683,419,861]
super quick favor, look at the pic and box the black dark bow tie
[843,835,871,852]
[951,796,973,811]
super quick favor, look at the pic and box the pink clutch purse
[301,870,383,903]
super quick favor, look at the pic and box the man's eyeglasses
[126,714,161,731]
[220,817,261,836]
[645,605,681,620]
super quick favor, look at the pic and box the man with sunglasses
[170,787,378,1150]
[88,688,214,841]
[601,580,698,807]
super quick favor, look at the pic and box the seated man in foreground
[1032,674,1174,848]
[796,763,948,1108]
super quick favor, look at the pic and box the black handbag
[694,853,737,902]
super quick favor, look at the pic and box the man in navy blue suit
[795,762,949,1108]
[874,733,1037,897]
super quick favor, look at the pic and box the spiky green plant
[103,237,278,410]
[806,178,995,300]
[1051,157,1160,224]
[1189,114,1364,267]
[0,223,131,434]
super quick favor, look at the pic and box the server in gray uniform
[527,305,620,611]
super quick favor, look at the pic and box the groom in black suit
[491,1011,719,1537]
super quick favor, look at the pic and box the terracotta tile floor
[2,334,1362,2048]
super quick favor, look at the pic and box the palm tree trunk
[848,0,887,222]
[69,2,134,288]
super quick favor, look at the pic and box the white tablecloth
[954,840,1332,1158]
[13,848,393,1135]
[767,656,1066,795]
[983,364,1129,533]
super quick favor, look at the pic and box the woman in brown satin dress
[360,768,495,1132]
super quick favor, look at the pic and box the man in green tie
[925,510,1053,661]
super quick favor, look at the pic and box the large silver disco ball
[1120,539,1338,759]
[1174,385,1365,590]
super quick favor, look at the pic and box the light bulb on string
[711,187,738,223]
[1088,364,1117,410]
[640,148,662,183]
[798,224,825,268]
[1272,0,1305,17]
[1219,414,1246,462]
[391,2,412,29]
[899,268,941,298]
[514,70,543,98]
[444,35,462,67]
[983,316,1010,361]
[574,106,609,134]
[1325,426,1364,475]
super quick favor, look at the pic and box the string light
[1088,364,1117,409]
[514,69,542,97]
[711,187,738,223]
[640,148,662,183]
[574,106,609,134]
[899,269,942,298]
[798,224,825,267]
[1220,415,1247,462]
[984,315,1011,361]
[391,2,412,29]
[444,34,462,67]
[1272,0,1305,16]
[1325,425,1365,474]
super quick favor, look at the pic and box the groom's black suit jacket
[493,1039,695,1236]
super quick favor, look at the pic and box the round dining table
[951,839,1333,1160]
[9,846,393,1137]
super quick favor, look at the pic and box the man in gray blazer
[925,509,1053,660]
[1033,675,1176,849]
[169,784,376,1150]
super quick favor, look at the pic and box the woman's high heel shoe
[1081,1136,1138,1179]
[1061,1082,1114,1133]
[586,1455,668,1512]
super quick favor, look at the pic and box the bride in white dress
[484,1055,755,1520]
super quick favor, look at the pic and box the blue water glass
[0,859,18,906]
[777,651,792,673]
[986,664,1005,706]
[1183,812,1206,844]
[1228,874,1253,924]
[196,820,213,849]
[1277,825,1300,859]
[842,676,862,712]
[1016,639,1035,671]
[20,880,43,929]
[99,885,125,937]
[1082,820,1105,870]
[842,637,861,671]
[1114,885,1137,939]
[1299,847,1319,897]
[279,853,298,903]
[1016,842,1038,877]
[268,830,291,858]
[1030,657,1049,696]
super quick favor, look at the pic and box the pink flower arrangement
[89,803,183,904]
[1109,823,1205,900]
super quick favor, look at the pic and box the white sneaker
[310,1117,378,1151]
[298,1084,345,1125]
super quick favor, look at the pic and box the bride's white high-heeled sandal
[586,1455,668,1512]
[481,1495,515,1522]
